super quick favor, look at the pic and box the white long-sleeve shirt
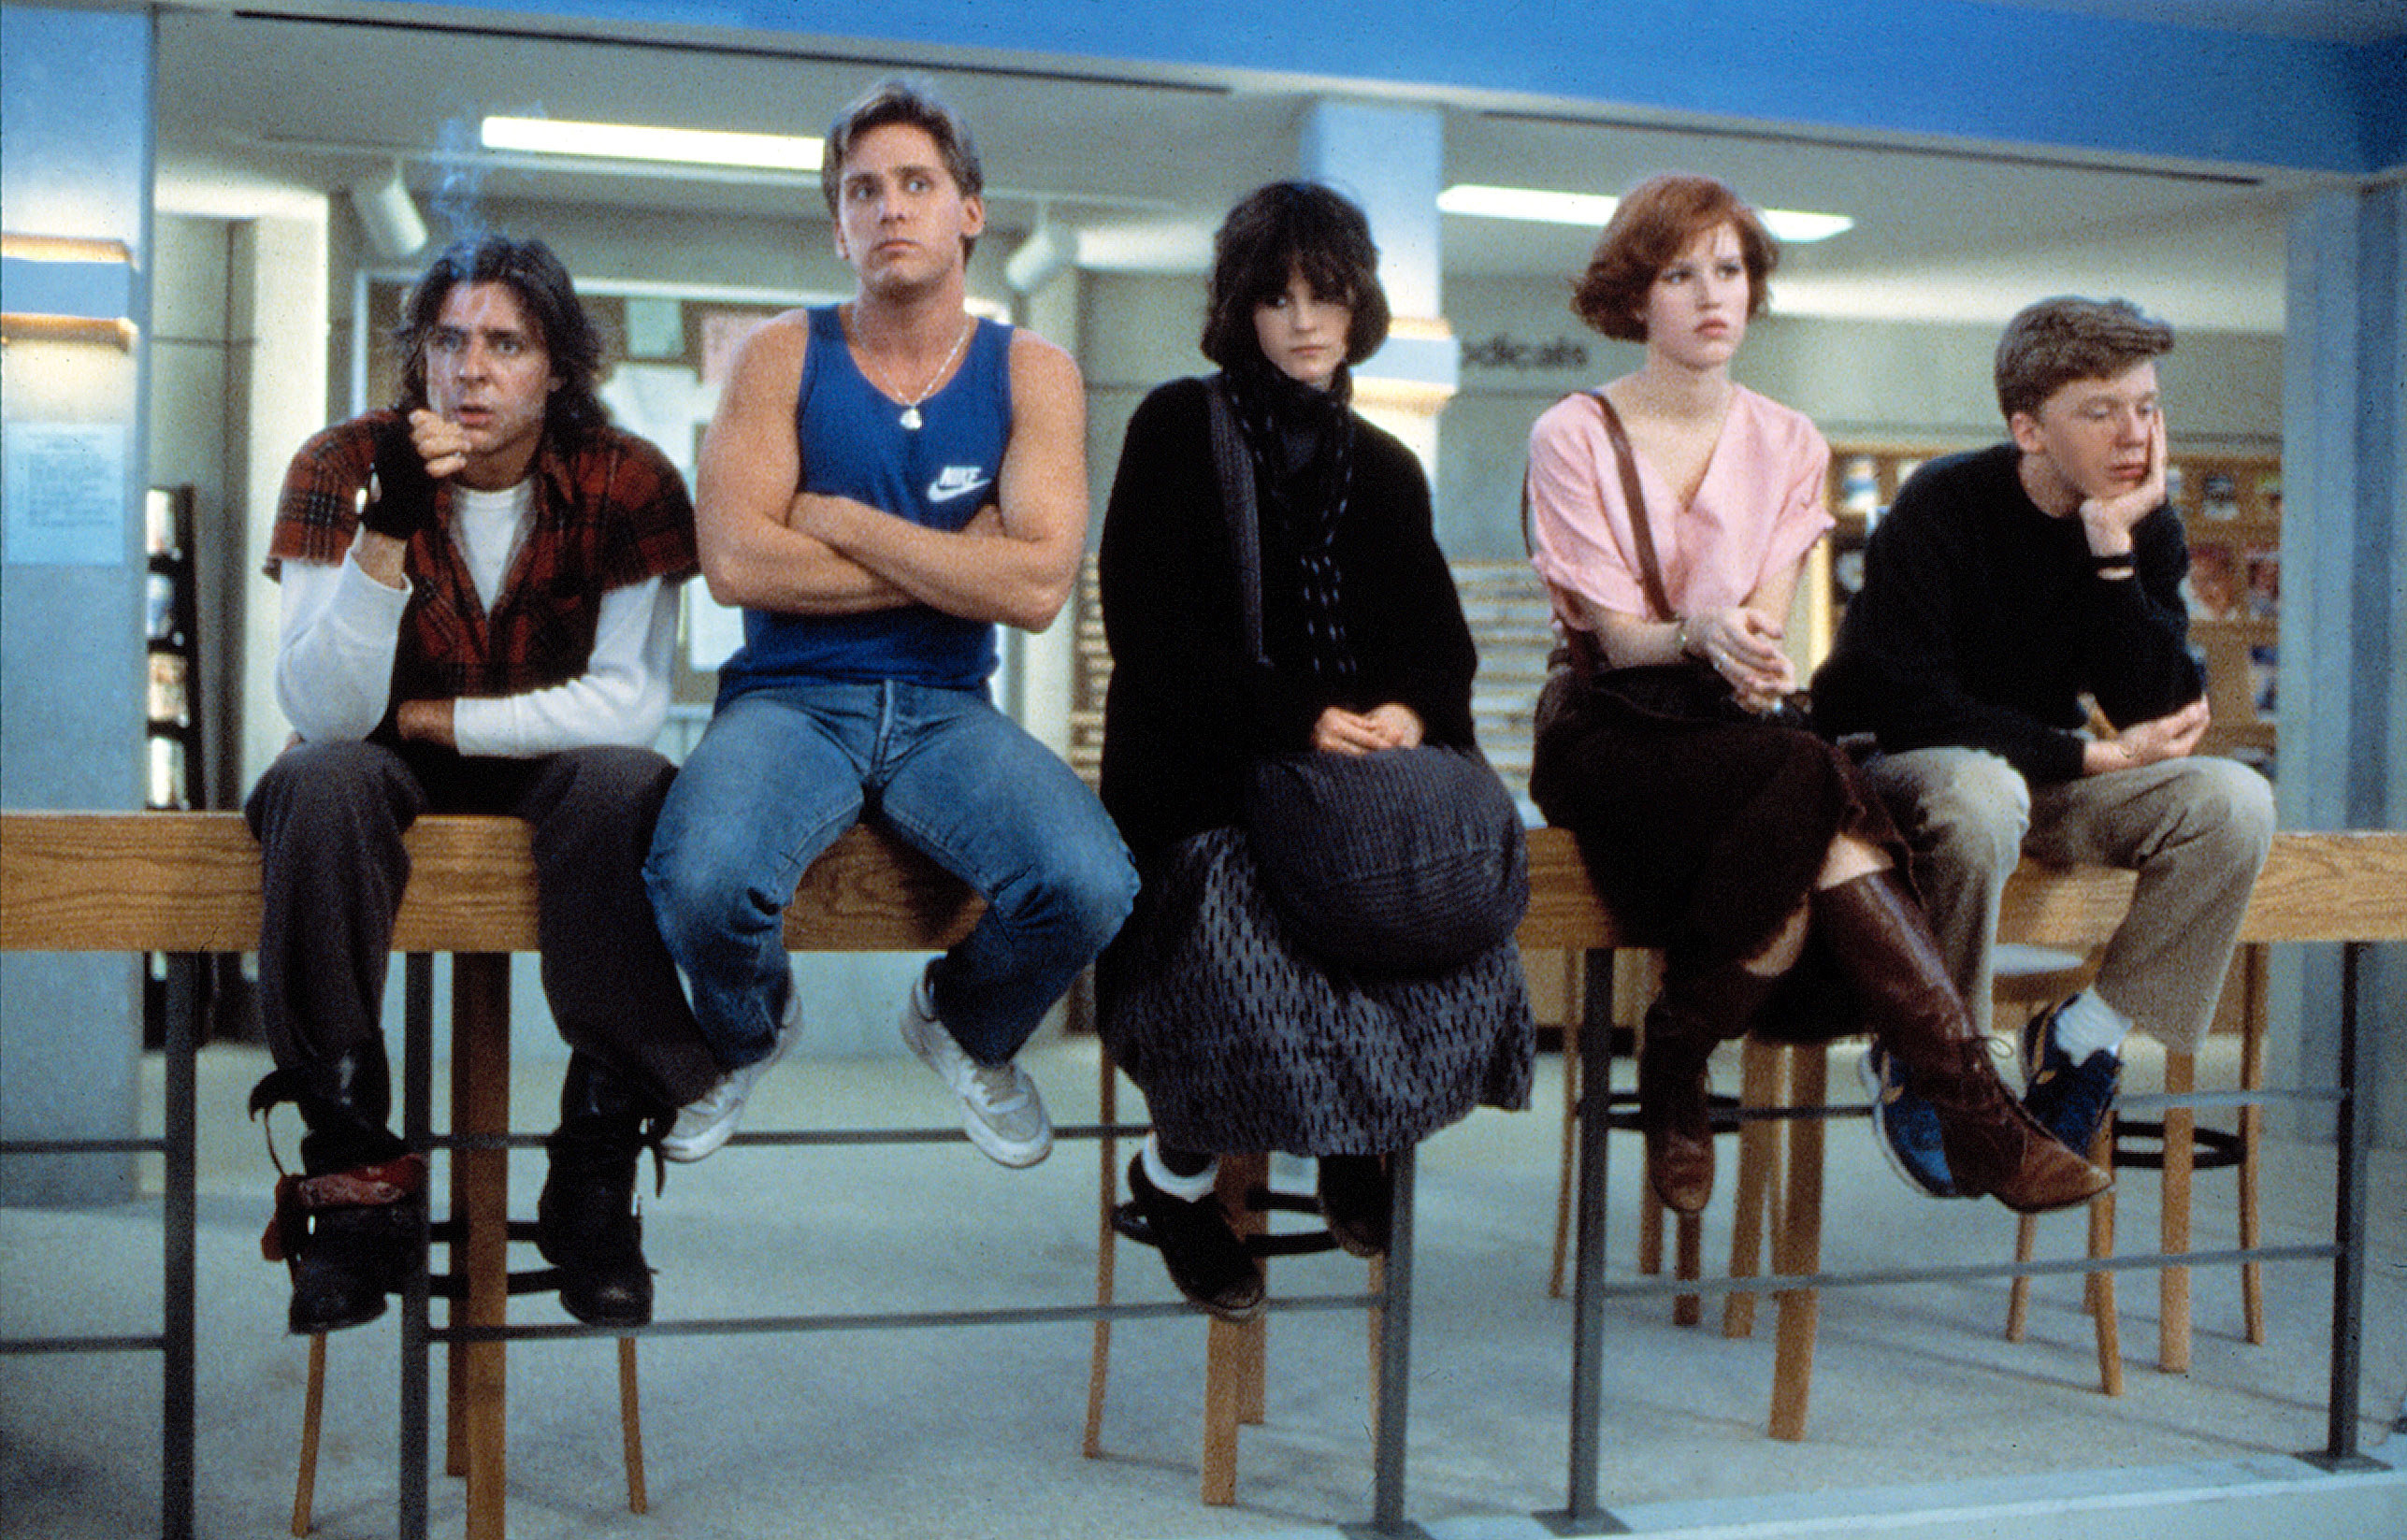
[273,532,679,756]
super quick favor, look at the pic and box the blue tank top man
[716,305,1011,697]
[643,79,1136,1192]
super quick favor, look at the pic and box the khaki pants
[1860,748,2274,1054]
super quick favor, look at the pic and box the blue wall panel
[491,0,2398,174]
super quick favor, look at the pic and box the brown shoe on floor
[1638,1002,1716,1214]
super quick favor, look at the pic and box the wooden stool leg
[1202,1153,1270,1504]
[292,1332,327,1537]
[1724,1040,1780,1339]
[1674,1210,1704,1328]
[2240,944,2269,1345]
[618,1335,646,1515]
[1549,955,1581,1301]
[2007,1115,2122,1398]
[1083,1048,1121,1459]
[1766,1044,1790,1245]
[2005,1216,2038,1342]
[454,954,511,1540]
[2160,1050,2196,1374]
[1768,1045,1825,1442]
[1231,1165,1268,1429]
[1203,1314,1249,1505]
[2087,1118,2125,1397]
[1366,1253,1386,1410]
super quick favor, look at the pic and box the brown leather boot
[1637,1000,1717,1214]
[1637,957,1780,1215]
[1811,872,2111,1216]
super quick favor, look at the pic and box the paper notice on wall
[5,423,127,565]
[624,296,685,360]
[598,363,716,484]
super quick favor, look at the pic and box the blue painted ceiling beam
[495,0,2401,176]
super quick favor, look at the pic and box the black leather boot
[1811,872,2112,1215]
[256,1049,426,1335]
[537,1057,660,1329]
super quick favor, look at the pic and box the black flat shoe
[1126,1156,1264,1322]
[1316,1154,1391,1259]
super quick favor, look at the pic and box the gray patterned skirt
[1096,827,1534,1156]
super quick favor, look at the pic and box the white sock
[1142,1135,1218,1202]
[2050,989,2132,1062]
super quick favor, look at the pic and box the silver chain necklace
[871,318,973,431]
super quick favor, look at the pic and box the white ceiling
[151,8,2358,335]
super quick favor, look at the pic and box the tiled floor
[3,1032,2402,1539]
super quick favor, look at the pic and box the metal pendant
[900,406,923,431]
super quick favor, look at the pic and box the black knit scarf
[1224,361,1357,679]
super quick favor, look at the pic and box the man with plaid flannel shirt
[247,236,717,1335]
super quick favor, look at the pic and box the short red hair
[1572,173,1777,343]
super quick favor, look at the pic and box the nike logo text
[928,467,993,503]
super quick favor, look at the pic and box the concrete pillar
[2272,180,2405,1144]
[230,211,332,793]
[0,4,156,1204]
[1007,265,1083,758]
[1297,100,1459,487]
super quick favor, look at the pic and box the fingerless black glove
[361,416,437,540]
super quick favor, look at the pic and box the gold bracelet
[1673,615,1693,657]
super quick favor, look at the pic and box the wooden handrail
[5,813,2404,956]
[0,813,981,954]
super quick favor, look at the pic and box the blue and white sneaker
[2019,1000,2122,1157]
[1859,1042,1958,1198]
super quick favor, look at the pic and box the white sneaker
[899,969,1052,1168]
[661,979,800,1163]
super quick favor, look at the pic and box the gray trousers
[1858,748,2274,1054]
[246,739,722,1115]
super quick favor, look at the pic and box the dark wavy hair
[1994,296,2175,423]
[821,78,985,259]
[1571,173,1776,343]
[1200,181,1391,373]
[393,236,608,437]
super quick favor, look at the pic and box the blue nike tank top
[718,306,1013,699]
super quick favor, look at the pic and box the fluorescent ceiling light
[1440,184,1619,226]
[481,115,821,171]
[1757,209,1854,243]
[1439,183,1853,244]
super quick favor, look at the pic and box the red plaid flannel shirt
[267,410,698,712]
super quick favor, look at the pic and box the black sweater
[1811,443,2203,784]
[1097,376,1479,863]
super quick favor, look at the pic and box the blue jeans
[644,681,1136,1069]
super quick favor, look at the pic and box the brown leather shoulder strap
[1586,389,1675,623]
